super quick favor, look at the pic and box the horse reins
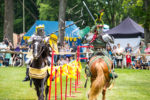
[35,45,46,59]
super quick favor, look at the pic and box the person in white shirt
[116,43,124,68]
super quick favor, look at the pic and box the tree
[122,0,150,44]
[4,0,14,43]
[143,0,150,44]
[14,0,38,34]
[65,0,124,28]
[0,0,4,41]
[58,0,67,45]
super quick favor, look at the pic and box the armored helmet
[35,24,45,36]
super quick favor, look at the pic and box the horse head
[32,37,45,60]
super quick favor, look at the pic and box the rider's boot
[23,68,30,82]
[111,70,118,79]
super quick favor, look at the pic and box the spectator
[4,46,12,66]
[0,41,7,66]
[57,56,68,65]
[144,43,150,67]
[13,43,23,66]
[0,51,3,66]
[112,45,117,67]
[134,56,141,69]
[116,43,124,68]
[86,46,92,63]
[3,37,9,46]
[8,41,14,51]
[22,42,29,62]
[65,43,72,59]
[22,39,28,47]
[125,43,132,53]
[14,43,21,52]
[59,45,65,59]
[144,43,150,54]
[106,45,113,57]
[64,41,69,49]
[71,42,77,52]
[70,56,74,63]
[126,51,132,68]
[112,45,117,54]
[139,41,146,54]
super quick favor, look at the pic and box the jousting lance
[83,1,96,23]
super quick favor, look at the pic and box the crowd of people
[0,37,150,70]
[54,42,77,66]
[0,38,78,67]
[107,41,150,69]
[0,37,28,67]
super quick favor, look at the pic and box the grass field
[0,66,150,100]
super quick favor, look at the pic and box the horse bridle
[36,45,45,59]
[33,40,46,59]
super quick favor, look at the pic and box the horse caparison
[30,38,50,100]
[88,56,113,100]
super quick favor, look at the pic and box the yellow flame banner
[47,60,82,86]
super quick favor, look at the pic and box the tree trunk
[58,0,67,46]
[4,0,14,43]
[144,0,150,45]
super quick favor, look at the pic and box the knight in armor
[84,10,118,80]
[23,24,51,81]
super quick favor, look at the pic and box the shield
[49,34,58,54]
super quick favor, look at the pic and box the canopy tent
[105,17,144,38]
[23,20,80,41]
[110,37,141,53]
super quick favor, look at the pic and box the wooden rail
[0,50,24,65]
[0,50,150,67]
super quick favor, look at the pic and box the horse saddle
[29,66,48,79]
[89,56,112,80]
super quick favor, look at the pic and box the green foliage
[0,0,148,42]
[136,0,143,6]
[13,0,38,34]
[38,3,53,20]
[37,0,59,21]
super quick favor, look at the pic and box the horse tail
[89,63,106,100]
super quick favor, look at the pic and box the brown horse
[88,55,114,100]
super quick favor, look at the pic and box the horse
[88,55,114,100]
[82,30,117,100]
[29,37,50,100]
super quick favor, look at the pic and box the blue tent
[23,20,80,41]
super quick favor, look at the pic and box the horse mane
[41,45,50,59]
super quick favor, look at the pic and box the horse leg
[102,82,109,100]
[34,82,40,100]
[45,74,50,100]
[39,78,47,100]
[102,89,106,100]
[45,86,49,100]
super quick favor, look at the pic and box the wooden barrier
[0,50,25,65]
[0,50,149,67]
